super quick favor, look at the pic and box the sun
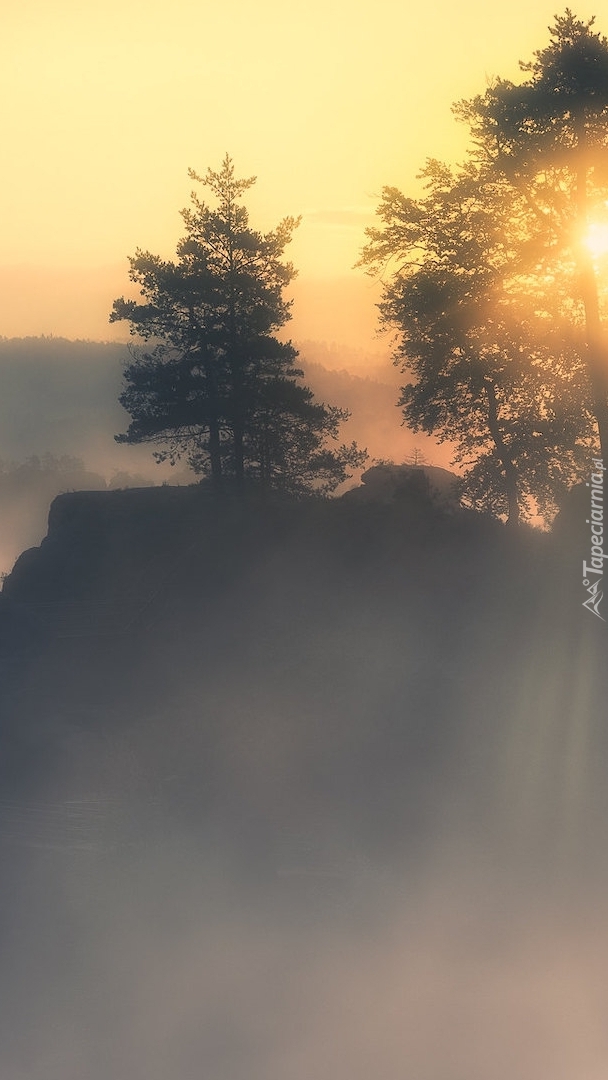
[582,221,608,260]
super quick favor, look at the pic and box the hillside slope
[0,482,606,1080]
[0,481,604,870]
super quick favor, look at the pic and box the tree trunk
[208,417,223,488]
[230,355,246,491]
[233,422,245,490]
[578,260,608,463]
[203,354,223,488]
[484,377,520,528]
[575,114,608,464]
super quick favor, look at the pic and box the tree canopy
[111,155,365,495]
[455,11,608,463]
[359,14,607,526]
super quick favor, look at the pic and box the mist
[1,481,606,1080]
[0,268,384,352]
[0,336,443,576]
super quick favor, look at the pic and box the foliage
[111,156,365,494]
[454,11,608,463]
[405,447,429,466]
[359,155,595,525]
[455,12,608,182]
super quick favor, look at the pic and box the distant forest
[2,16,608,536]
[1,19,608,1079]
[0,336,417,575]
[93,16,608,526]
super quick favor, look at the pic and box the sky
[0,0,601,349]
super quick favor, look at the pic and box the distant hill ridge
[1,464,465,606]
[0,335,442,469]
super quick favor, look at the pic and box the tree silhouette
[405,447,429,466]
[456,10,608,463]
[111,156,365,494]
[359,158,594,526]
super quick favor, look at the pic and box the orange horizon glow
[0,0,586,350]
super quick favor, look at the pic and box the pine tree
[111,156,365,494]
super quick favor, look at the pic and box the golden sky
[0,0,598,346]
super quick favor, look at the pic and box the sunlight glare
[582,221,608,260]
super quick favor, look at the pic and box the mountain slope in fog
[0,336,410,465]
[1,479,607,1080]
[0,477,604,874]
[0,335,451,575]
